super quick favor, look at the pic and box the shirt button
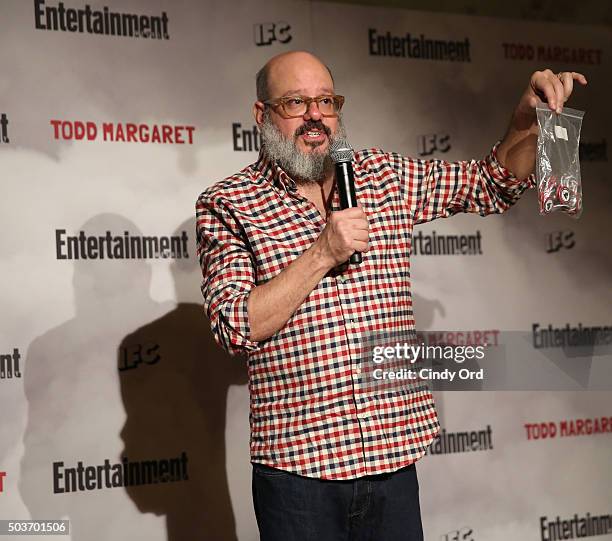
[353,365,361,375]
[357,410,368,420]
[337,275,348,283]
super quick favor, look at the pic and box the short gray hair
[256,65,269,102]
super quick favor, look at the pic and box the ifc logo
[253,22,292,46]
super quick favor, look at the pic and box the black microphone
[330,139,362,265]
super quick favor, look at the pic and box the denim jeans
[251,462,424,541]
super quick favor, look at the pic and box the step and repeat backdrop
[1,1,610,540]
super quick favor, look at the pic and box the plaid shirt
[195,143,534,480]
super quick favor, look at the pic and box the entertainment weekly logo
[50,120,195,144]
[0,113,9,143]
[1,348,22,380]
[524,416,612,441]
[540,511,612,540]
[501,41,602,65]
[55,229,190,260]
[411,230,483,256]
[427,425,493,455]
[53,452,188,493]
[369,28,471,62]
[531,322,612,349]
[232,122,260,152]
[34,0,170,40]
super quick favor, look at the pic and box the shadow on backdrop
[118,217,247,541]
[412,292,447,426]
[411,292,485,424]
[19,214,247,541]
[19,214,170,539]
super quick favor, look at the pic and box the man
[195,51,586,540]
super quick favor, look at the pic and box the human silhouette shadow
[117,217,247,541]
[19,213,171,540]
[411,293,444,332]
[411,291,486,428]
[412,291,484,430]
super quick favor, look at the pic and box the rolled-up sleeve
[393,141,536,224]
[195,192,260,356]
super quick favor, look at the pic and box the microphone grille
[330,139,354,163]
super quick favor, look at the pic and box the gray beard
[259,111,347,184]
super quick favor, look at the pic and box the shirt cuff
[487,141,536,189]
[216,291,261,355]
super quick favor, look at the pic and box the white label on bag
[554,125,568,140]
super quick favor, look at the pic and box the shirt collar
[254,147,298,193]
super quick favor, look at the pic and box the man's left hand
[497,69,587,179]
[517,69,588,119]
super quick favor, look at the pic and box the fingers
[557,71,588,111]
[351,218,369,230]
[561,71,588,100]
[559,72,574,102]
[550,73,565,113]
[353,240,370,253]
[570,71,588,86]
[541,69,565,113]
[353,229,369,243]
[339,206,366,218]
[324,207,371,262]
[532,69,587,114]
[531,70,559,112]
[337,206,369,228]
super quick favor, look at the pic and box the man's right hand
[247,207,369,342]
[315,207,370,268]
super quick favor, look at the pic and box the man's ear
[253,101,265,126]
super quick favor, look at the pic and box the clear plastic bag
[536,103,585,218]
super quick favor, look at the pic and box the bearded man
[195,51,586,541]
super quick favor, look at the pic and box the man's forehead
[266,52,334,95]
[279,86,335,97]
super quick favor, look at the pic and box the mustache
[294,120,331,138]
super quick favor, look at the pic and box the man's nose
[303,100,322,121]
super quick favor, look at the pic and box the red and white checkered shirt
[195,143,534,480]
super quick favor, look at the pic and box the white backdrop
[0,1,610,540]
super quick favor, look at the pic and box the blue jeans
[251,462,424,541]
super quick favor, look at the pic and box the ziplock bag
[536,104,585,218]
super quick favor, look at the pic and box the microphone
[330,138,362,265]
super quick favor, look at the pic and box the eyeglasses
[262,94,345,119]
